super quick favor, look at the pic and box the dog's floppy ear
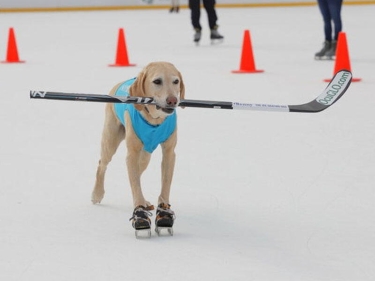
[178,71,185,108]
[129,70,147,111]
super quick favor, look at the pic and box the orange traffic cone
[109,28,135,67]
[1,27,25,63]
[232,30,263,74]
[324,32,361,82]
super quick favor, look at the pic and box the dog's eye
[173,79,179,85]
[153,79,162,85]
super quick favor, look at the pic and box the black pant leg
[327,0,343,40]
[202,0,218,29]
[189,0,202,30]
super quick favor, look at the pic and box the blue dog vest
[114,78,177,153]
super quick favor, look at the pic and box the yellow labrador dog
[91,62,185,237]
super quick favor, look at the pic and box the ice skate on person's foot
[169,6,179,13]
[129,205,153,239]
[210,26,224,44]
[193,28,201,45]
[314,40,331,60]
[155,203,175,236]
[324,40,337,60]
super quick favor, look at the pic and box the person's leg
[317,0,333,41]
[189,0,202,30]
[202,0,223,40]
[324,0,343,58]
[327,0,343,40]
[202,0,218,29]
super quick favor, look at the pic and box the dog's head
[129,62,185,121]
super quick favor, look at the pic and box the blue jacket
[114,78,177,153]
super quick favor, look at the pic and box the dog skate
[129,205,153,239]
[155,203,175,236]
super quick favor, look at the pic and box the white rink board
[1,0,315,9]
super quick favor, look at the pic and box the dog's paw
[145,201,154,210]
[91,191,105,204]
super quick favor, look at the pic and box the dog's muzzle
[156,105,175,114]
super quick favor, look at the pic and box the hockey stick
[30,69,351,113]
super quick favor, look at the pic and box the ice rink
[1,4,374,281]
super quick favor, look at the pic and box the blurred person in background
[169,0,180,13]
[189,0,224,44]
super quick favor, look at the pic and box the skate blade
[210,38,224,45]
[155,226,173,236]
[135,228,151,239]
[314,55,334,61]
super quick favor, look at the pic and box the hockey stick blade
[29,69,351,113]
[177,69,351,112]
[288,69,352,113]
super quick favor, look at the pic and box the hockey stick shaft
[30,69,351,113]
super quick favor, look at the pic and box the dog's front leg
[125,113,152,208]
[126,148,152,208]
[154,133,177,235]
[158,131,177,205]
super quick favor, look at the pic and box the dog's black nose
[166,96,178,107]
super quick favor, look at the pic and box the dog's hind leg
[92,105,125,204]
